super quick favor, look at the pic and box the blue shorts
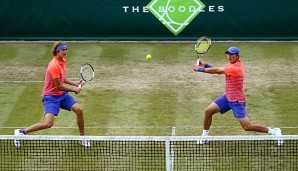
[214,94,248,118]
[42,92,77,116]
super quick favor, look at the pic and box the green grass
[0,42,297,136]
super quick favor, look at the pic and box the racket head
[195,36,212,54]
[80,63,94,82]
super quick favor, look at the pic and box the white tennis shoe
[14,129,25,148]
[80,140,91,147]
[273,128,283,146]
[197,135,209,145]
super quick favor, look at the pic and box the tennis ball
[146,54,152,60]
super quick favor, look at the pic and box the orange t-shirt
[42,57,66,96]
[223,60,246,102]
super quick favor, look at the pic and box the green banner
[0,0,297,40]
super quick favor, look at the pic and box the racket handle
[78,81,86,88]
[196,58,201,65]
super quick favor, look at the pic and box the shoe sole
[14,129,21,148]
[197,140,208,145]
[80,141,91,147]
[275,128,283,146]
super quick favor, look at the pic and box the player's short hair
[52,41,67,56]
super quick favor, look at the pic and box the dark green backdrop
[0,0,297,40]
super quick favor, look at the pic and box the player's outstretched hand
[193,63,200,72]
[194,62,206,72]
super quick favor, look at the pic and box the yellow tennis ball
[146,54,152,60]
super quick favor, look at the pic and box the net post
[171,127,175,171]
[165,139,171,171]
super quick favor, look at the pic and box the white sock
[202,130,209,136]
[268,128,276,135]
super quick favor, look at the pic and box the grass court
[0,41,297,136]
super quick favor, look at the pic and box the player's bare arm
[204,67,225,74]
[193,63,225,75]
[64,77,81,87]
[54,78,81,94]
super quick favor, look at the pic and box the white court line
[0,80,297,83]
[0,126,297,129]
[0,81,43,83]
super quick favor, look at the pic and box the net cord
[1,135,297,141]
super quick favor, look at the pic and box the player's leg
[198,102,221,144]
[60,93,84,135]
[233,102,283,145]
[230,101,271,133]
[238,116,269,133]
[61,94,90,147]
[24,113,55,133]
[238,116,283,145]
[230,101,269,133]
[70,102,91,147]
[203,102,221,131]
[70,103,85,135]
[23,94,60,133]
[14,95,60,148]
[238,116,282,136]
[14,113,55,148]
[202,94,230,134]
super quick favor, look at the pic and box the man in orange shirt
[194,46,282,145]
[14,42,90,147]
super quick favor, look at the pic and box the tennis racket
[195,36,212,65]
[78,63,94,88]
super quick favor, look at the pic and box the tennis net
[0,135,297,171]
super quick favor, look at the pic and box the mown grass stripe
[0,83,26,127]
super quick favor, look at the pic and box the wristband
[205,64,213,68]
[198,67,205,72]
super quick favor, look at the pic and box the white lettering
[159,6,165,13]
[123,6,129,13]
[122,5,225,13]
[132,6,139,13]
[218,6,224,12]
[209,6,215,12]
[168,6,175,12]
[160,6,201,13]
[189,6,196,13]
[143,6,149,13]
[178,6,186,12]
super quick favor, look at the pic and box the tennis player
[14,42,90,147]
[194,46,282,144]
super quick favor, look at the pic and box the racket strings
[198,42,210,52]
[195,39,211,54]
[81,66,94,81]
